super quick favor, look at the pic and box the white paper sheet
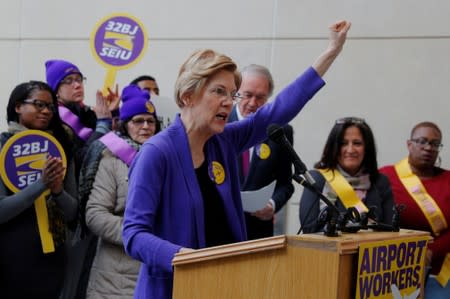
[241,181,276,212]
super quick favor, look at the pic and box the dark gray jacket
[299,169,394,233]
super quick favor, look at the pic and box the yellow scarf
[318,168,369,213]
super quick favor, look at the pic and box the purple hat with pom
[120,85,157,121]
[45,59,83,92]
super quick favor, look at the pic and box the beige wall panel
[0,42,20,128]
[15,39,272,103]
[20,0,275,38]
[275,0,450,37]
[0,1,20,38]
[272,38,449,169]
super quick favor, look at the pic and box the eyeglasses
[240,92,268,103]
[209,87,242,102]
[410,138,443,151]
[130,117,156,126]
[335,117,365,125]
[22,99,55,112]
[60,76,86,86]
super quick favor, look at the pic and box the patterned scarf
[322,165,371,204]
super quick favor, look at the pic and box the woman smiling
[0,81,77,298]
[299,117,394,234]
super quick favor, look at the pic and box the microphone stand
[335,204,402,233]
[294,172,402,236]
[363,204,403,232]
[293,173,343,236]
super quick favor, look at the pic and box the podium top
[173,235,286,266]
[288,229,431,255]
[172,229,431,266]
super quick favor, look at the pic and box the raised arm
[312,20,351,77]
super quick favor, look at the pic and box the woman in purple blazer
[123,20,351,299]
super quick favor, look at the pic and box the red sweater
[380,165,450,274]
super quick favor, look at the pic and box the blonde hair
[174,49,241,108]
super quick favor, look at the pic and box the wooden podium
[172,229,430,299]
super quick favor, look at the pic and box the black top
[196,160,234,247]
[0,206,65,298]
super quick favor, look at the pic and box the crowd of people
[0,19,448,299]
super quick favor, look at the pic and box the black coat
[229,106,295,239]
[299,170,394,233]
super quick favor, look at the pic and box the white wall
[1,0,449,234]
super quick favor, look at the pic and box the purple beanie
[120,85,157,121]
[45,59,83,92]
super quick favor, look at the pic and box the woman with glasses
[45,59,118,174]
[45,59,119,298]
[380,121,450,298]
[0,81,78,298]
[123,20,351,299]
[78,85,160,299]
[299,117,395,234]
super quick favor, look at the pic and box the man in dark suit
[228,64,294,239]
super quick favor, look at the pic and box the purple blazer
[122,67,325,299]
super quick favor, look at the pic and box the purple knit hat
[45,59,83,92]
[120,85,157,121]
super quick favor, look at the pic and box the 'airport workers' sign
[356,236,429,299]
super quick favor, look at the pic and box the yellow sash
[318,169,369,213]
[394,158,447,236]
[395,158,449,287]
[436,253,450,288]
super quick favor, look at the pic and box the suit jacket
[228,106,294,213]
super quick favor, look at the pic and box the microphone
[392,204,405,232]
[267,124,316,186]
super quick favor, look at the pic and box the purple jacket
[122,67,325,299]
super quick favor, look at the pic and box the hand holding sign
[0,130,67,253]
[42,155,65,195]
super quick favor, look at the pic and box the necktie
[242,149,250,177]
